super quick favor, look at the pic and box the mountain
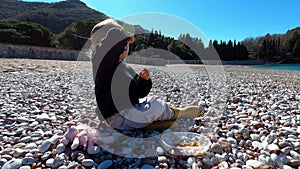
[0,0,109,34]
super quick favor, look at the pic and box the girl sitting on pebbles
[90,19,202,131]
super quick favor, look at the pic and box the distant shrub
[0,20,56,47]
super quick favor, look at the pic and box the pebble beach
[0,58,300,169]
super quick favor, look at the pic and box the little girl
[91,19,201,130]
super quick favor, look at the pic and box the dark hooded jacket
[92,29,152,119]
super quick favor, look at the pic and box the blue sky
[23,0,300,42]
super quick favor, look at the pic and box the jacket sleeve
[129,74,152,99]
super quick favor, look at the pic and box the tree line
[130,31,249,61]
[0,19,249,61]
[242,27,300,63]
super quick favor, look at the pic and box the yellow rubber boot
[170,106,203,120]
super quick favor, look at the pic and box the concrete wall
[0,43,195,65]
[126,56,202,65]
[202,59,264,65]
[0,43,83,61]
[0,43,264,65]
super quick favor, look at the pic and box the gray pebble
[2,159,23,169]
[46,158,54,167]
[12,148,26,158]
[289,159,300,168]
[70,151,84,161]
[292,141,300,149]
[24,142,36,150]
[210,143,223,154]
[250,134,260,141]
[266,143,280,152]
[156,146,165,155]
[270,154,286,168]
[48,135,61,144]
[53,153,65,168]
[135,158,142,167]
[237,152,244,160]
[228,153,237,163]
[29,131,43,138]
[218,161,229,169]
[242,165,253,169]
[141,164,154,169]
[262,140,269,150]
[241,128,249,135]
[16,117,30,123]
[19,166,31,169]
[245,140,252,147]
[82,159,95,167]
[236,159,244,166]
[1,154,12,161]
[22,157,38,165]
[58,165,67,169]
[258,155,267,164]
[20,136,32,143]
[56,143,65,154]
[281,147,291,155]
[205,152,215,158]
[211,157,219,166]
[245,160,264,168]
[38,140,52,153]
[187,157,195,166]
[252,141,263,150]
[265,134,277,144]
[215,153,229,161]
[171,85,180,92]
[36,113,50,122]
[278,141,291,148]
[98,160,113,169]
[202,157,213,167]
[265,156,273,165]
[29,148,39,154]
[66,161,79,168]
[227,137,237,145]
[226,131,234,138]
[53,129,64,135]
[41,151,52,161]
[290,150,300,159]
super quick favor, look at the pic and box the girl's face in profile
[119,36,135,60]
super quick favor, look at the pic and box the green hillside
[0,0,109,34]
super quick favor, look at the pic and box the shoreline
[1,58,299,71]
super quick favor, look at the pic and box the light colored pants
[106,99,174,130]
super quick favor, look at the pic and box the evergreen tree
[292,39,300,56]
[57,19,98,49]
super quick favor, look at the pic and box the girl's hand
[128,36,135,44]
[140,68,150,80]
